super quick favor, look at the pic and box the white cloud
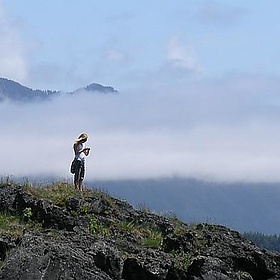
[0,1,30,83]
[104,49,128,63]
[167,36,200,73]
[1,73,280,183]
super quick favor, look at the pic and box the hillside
[93,177,280,235]
[0,78,57,102]
[0,182,280,279]
[0,78,118,102]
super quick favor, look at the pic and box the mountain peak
[84,83,118,93]
[0,78,55,102]
[0,78,118,103]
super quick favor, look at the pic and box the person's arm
[74,143,90,155]
[84,147,90,156]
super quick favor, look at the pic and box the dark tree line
[243,232,280,253]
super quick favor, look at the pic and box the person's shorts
[74,159,85,182]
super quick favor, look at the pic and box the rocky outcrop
[0,183,280,280]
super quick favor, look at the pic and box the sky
[1,1,280,182]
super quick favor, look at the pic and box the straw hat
[75,133,88,143]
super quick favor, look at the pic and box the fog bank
[1,74,280,182]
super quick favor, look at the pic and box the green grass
[1,178,171,251]
[169,215,188,237]
[23,181,78,207]
[141,229,163,248]
[23,181,118,211]
[112,220,164,248]
[0,211,42,238]
[0,175,15,186]
[88,215,110,237]
[114,220,136,232]
[171,247,192,270]
[23,181,106,207]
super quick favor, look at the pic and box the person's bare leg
[78,180,83,191]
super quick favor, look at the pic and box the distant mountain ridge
[93,177,280,235]
[76,83,118,94]
[0,78,118,102]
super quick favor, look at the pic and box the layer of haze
[1,1,280,182]
[1,74,280,183]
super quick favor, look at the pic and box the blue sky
[1,1,280,182]
[1,0,279,91]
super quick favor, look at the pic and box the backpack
[70,159,77,174]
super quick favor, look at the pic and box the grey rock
[0,183,280,280]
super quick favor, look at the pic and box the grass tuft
[0,211,42,238]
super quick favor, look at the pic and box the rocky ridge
[0,182,280,280]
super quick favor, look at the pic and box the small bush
[79,204,91,214]
[88,215,109,237]
[23,207,32,221]
[142,229,163,249]
[171,247,192,270]
[0,211,42,238]
[169,215,187,237]
[114,220,136,233]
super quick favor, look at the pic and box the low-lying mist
[1,74,280,183]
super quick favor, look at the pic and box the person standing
[73,133,90,191]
